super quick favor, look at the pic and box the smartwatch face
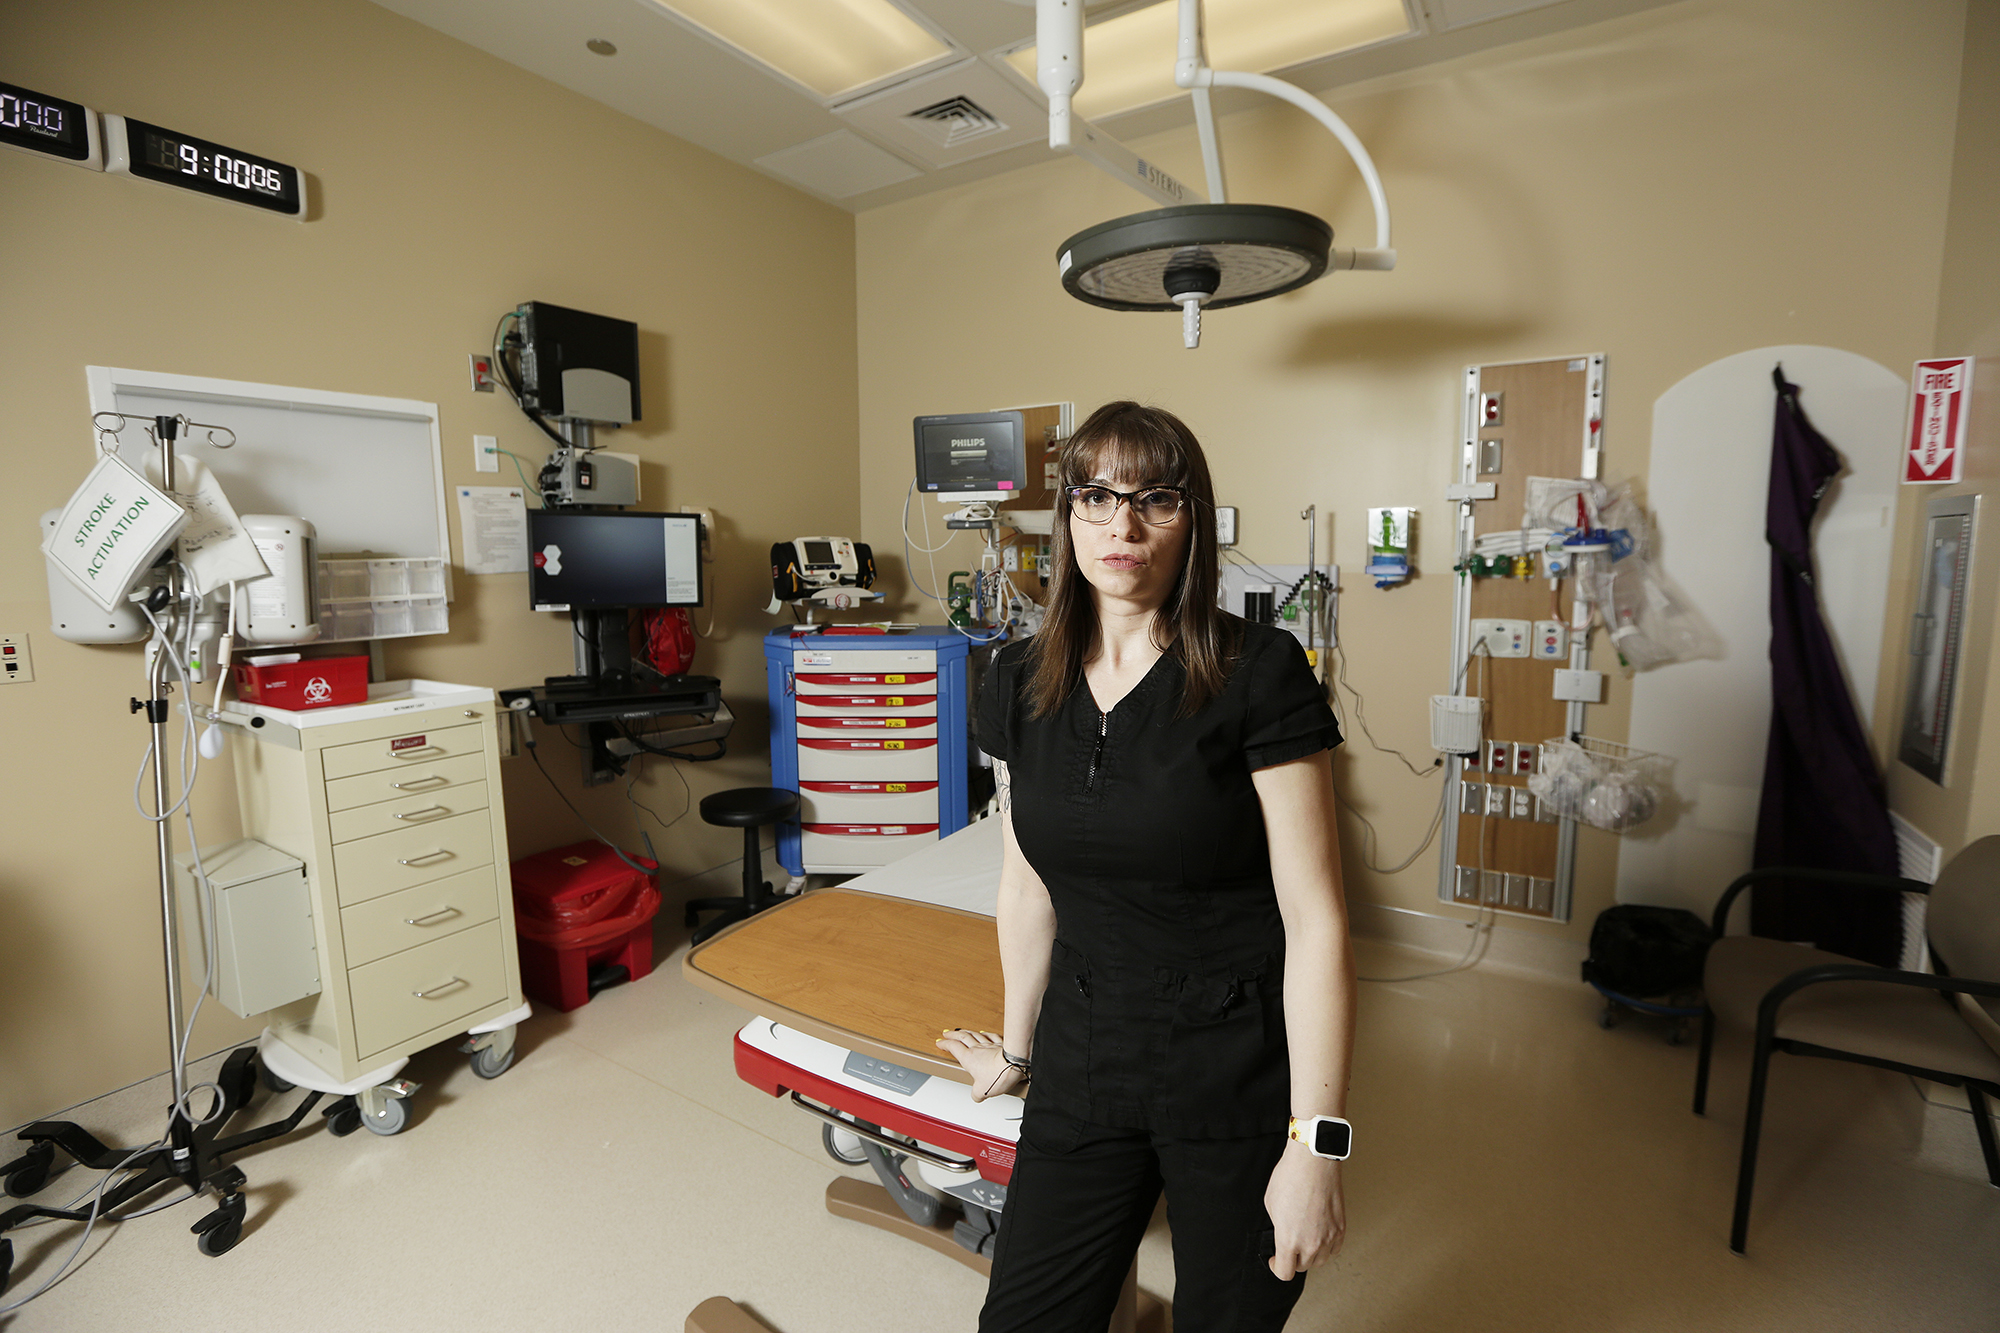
[1313,1118,1352,1159]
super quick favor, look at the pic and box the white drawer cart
[225,680,529,1133]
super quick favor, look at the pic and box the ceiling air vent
[902,96,1008,149]
[834,57,1045,172]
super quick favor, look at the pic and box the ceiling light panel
[1006,0,1416,121]
[640,0,958,104]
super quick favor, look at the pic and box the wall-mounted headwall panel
[85,366,449,569]
[1441,356,1604,922]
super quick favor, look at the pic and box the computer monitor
[914,410,1028,503]
[528,509,703,611]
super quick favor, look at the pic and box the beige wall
[855,0,1969,949]
[1882,0,2000,851]
[0,0,857,1126]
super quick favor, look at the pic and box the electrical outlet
[474,434,499,473]
[1513,744,1536,776]
[0,633,31,684]
[1486,739,1511,772]
[469,353,495,392]
[1002,544,1020,571]
[1510,787,1533,820]
[1485,784,1509,817]
[1535,795,1560,824]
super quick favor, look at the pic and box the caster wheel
[197,1215,242,1256]
[822,1122,867,1166]
[470,1043,515,1080]
[259,1061,294,1094]
[4,1145,53,1199]
[326,1105,362,1137]
[1597,1006,1618,1030]
[360,1096,409,1137]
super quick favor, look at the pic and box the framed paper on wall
[1898,494,1978,783]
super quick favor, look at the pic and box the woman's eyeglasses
[1067,484,1190,526]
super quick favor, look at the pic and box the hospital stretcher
[682,818,1164,1333]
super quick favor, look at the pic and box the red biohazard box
[510,842,662,1012]
[231,655,369,710]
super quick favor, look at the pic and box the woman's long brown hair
[1023,401,1240,719]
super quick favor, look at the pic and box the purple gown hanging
[1750,368,1901,966]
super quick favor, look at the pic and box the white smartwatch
[1287,1114,1352,1160]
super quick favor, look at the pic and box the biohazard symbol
[303,675,333,704]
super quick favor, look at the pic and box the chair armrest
[1755,963,2000,1039]
[1710,866,1928,937]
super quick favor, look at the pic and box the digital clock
[105,114,305,218]
[0,79,101,169]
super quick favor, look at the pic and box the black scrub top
[978,620,1341,1139]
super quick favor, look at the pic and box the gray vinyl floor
[6,861,1997,1331]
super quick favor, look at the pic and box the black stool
[685,787,801,945]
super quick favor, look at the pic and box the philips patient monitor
[914,410,1028,503]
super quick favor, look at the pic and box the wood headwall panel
[1453,357,1596,918]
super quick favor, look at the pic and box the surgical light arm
[1035,0,1395,272]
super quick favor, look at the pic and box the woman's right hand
[936,1029,1027,1103]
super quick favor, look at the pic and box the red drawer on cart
[795,672,938,689]
[801,780,940,795]
[800,737,938,752]
[802,823,940,837]
[797,693,937,711]
[799,716,937,734]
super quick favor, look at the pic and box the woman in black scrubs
[940,401,1356,1332]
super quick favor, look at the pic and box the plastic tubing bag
[1527,737,1670,834]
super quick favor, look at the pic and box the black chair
[684,787,801,945]
[1693,836,2000,1254]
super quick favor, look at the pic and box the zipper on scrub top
[1086,710,1107,790]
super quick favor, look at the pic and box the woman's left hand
[1263,1141,1346,1280]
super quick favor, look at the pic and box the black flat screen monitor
[528,509,703,610]
[914,410,1028,502]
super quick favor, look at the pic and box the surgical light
[1038,0,1396,349]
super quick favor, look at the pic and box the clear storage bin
[315,557,452,643]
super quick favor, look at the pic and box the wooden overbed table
[681,887,1163,1333]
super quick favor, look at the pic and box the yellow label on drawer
[884,740,905,750]
[886,696,905,706]
[884,718,906,728]
[886,783,908,792]
[885,674,906,683]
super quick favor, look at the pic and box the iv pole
[0,420,335,1301]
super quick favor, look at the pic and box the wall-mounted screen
[914,410,1027,502]
[528,510,703,611]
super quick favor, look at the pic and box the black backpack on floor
[1581,905,1713,998]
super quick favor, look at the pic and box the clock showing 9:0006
[105,113,305,218]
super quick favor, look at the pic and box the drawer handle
[391,775,449,791]
[391,746,447,760]
[404,907,462,927]
[393,805,451,822]
[398,849,455,867]
[412,976,467,999]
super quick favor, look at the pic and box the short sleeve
[1240,629,1342,771]
[976,643,1023,762]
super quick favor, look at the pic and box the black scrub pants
[978,1102,1306,1333]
